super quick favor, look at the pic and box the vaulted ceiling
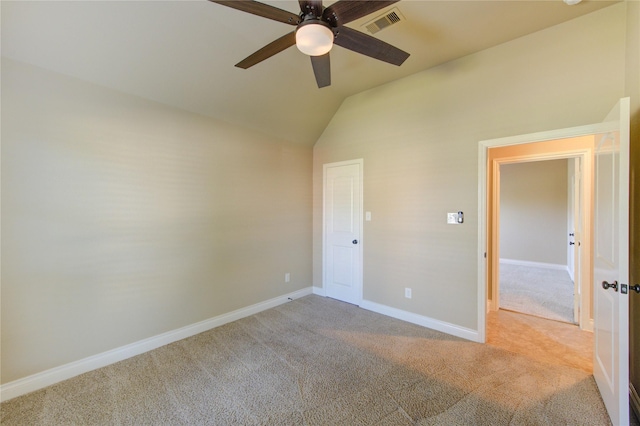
[1,0,617,145]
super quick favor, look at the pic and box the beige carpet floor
[1,295,611,425]
[499,263,575,324]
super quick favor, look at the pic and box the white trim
[499,258,568,271]
[360,299,480,342]
[0,287,313,402]
[312,286,326,296]
[477,143,488,342]
[480,123,611,148]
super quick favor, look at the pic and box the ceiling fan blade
[322,0,398,26]
[334,26,409,66]
[310,53,331,88]
[210,0,300,25]
[235,31,297,69]
[299,1,324,18]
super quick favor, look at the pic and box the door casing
[478,123,612,343]
[487,139,593,331]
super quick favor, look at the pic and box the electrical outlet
[285,273,290,283]
[405,288,412,299]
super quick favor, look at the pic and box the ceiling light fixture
[563,0,582,5]
[296,20,334,56]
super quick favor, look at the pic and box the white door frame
[322,159,364,304]
[478,122,611,343]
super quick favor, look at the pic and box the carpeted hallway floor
[499,262,575,323]
[1,295,611,425]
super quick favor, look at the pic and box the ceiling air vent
[362,7,404,35]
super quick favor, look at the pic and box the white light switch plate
[365,212,371,221]
[447,213,458,224]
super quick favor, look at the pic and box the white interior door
[323,160,363,305]
[568,158,577,282]
[593,97,630,426]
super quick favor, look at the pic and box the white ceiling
[1,0,618,145]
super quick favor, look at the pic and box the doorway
[498,158,578,325]
[485,136,595,331]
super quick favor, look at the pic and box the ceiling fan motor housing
[295,19,335,56]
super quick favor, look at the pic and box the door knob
[602,280,618,291]
[630,284,640,294]
[352,240,358,244]
[569,242,575,246]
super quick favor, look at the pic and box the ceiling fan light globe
[296,23,334,56]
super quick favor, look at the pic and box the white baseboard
[0,286,313,403]
[631,382,640,421]
[499,258,567,271]
[359,299,480,343]
[312,286,326,296]
[582,318,594,333]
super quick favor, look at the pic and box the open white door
[593,97,630,425]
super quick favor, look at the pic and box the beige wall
[499,160,568,265]
[313,3,628,330]
[1,59,312,384]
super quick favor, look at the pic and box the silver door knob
[352,240,358,244]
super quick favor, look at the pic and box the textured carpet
[499,262,575,323]
[1,295,610,425]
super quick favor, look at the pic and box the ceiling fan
[210,0,410,88]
